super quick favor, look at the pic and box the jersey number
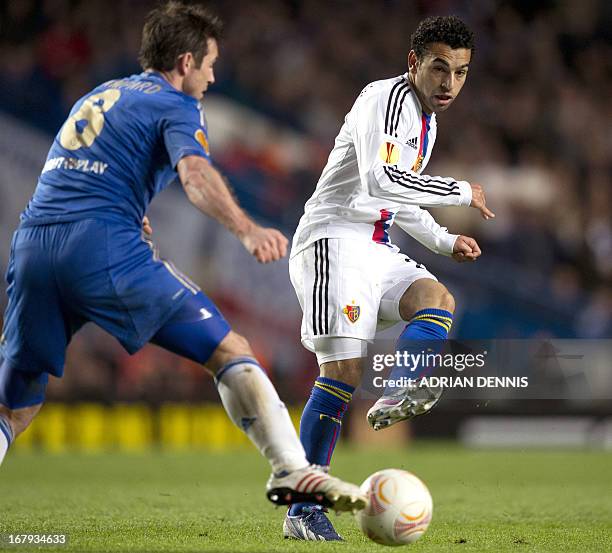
[59,89,121,150]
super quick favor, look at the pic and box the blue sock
[384,308,452,395]
[289,377,354,516]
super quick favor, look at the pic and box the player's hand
[469,183,495,220]
[241,224,288,263]
[452,235,481,262]
[142,216,153,237]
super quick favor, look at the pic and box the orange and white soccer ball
[356,469,433,546]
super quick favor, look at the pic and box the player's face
[183,38,218,100]
[408,43,471,114]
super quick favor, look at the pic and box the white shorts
[289,238,437,362]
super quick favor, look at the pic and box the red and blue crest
[343,304,361,323]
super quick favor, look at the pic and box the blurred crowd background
[0,0,610,409]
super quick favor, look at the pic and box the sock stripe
[214,357,263,385]
[429,315,453,323]
[410,313,453,323]
[413,308,453,316]
[316,376,355,394]
[326,410,341,465]
[314,383,350,403]
[411,309,453,321]
[326,427,338,465]
[315,381,353,400]
[416,318,450,332]
[314,382,352,403]
[410,314,452,331]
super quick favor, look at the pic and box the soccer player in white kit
[283,16,495,540]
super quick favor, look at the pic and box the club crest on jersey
[194,129,210,155]
[343,303,361,323]
[378,141,400,164]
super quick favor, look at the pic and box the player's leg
[384,277,456,385]
[150,292,310,474]
[149,292,365,513]
[208,333,364,511]
[399,278,455,327]
[368,275,455,430]
[208,331,312,476]
[302,353,362,469]
[0,402,41,464]
[286,239,377,539]
[284,346,364,540]
[0,223,81,465]
[288,238,377,477]
[297,338,365,474]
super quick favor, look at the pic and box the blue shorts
[0,219,231,409]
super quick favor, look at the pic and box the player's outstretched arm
[350,89,495,218]
[177,155,288,263]
[366,140,494,219]
[468,183,495,220]
[395,208,483,262]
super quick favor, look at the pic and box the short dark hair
[138,1,223,71]
[411,16,474,59]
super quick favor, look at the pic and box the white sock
[0,416,12,465]
[215,357,308,474]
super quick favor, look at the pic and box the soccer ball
[356,469,433,546]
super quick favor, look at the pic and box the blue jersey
[1,73,232,410]
[21,71,211,227]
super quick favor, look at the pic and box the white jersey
[291,73,472,257]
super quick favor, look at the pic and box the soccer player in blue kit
[0,1,365,513]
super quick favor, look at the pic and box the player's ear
[177,52,192,76]
[408,50,418,73]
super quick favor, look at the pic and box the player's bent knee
[320,358,364,389]
[205,331,255,375]
[400,280,455,319]
[423,283,455,314]
[439,288,455,313]
[0,403,42,438]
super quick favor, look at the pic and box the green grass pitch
[1,443,611,552]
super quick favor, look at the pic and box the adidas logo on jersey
[406,136,418,149]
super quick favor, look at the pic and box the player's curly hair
[411,16,474,59]
[139,1,223,71]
